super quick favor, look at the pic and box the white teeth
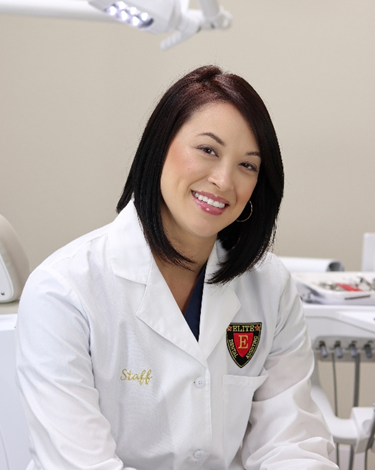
[193,192,225,209]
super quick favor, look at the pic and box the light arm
[0,0,114,22]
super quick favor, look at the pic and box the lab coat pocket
[223,373,268,464]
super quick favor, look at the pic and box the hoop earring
[236,200,253,223]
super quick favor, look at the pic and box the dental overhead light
[89,0,231,49]
[0,0,231,50]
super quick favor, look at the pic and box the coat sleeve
[241,260,338,469]
[16,266,136,470]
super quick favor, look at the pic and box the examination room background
[1,0,375,459]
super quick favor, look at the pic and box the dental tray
[292,272,375,305]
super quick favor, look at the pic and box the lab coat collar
[109,200,241,363]
[108,200,152,284]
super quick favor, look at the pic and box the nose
[207,162,234,192]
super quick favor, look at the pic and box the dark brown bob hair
[117,65,284,284]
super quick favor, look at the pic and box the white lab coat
[16,201,337,470]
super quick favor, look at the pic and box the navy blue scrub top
[184,266,206,341]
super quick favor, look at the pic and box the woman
[16,65,337,469]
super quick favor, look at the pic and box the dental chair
[0,214,31,469]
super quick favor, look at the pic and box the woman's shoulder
[230,252,293,299]
[24,223,113,294]
[255,252,290,276]
[27,202,146,287]
[42,223,111,269]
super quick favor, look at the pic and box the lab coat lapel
[109,203,239,365]
[199,245,241,359]
[110,202,207,366]
[136,260,207,367]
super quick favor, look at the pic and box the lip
[192,190,230,206]
[191,190,230,216]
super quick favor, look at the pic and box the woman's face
[160,102,261,248]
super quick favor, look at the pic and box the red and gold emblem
[226,323,262,368]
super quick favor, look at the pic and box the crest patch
[226,322,262,368]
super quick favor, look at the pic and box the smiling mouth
[192,191,227,209]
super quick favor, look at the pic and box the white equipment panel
[304,303,375,470]
[304,303,375,360]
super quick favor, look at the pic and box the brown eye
[199,146,216,156]
[241,162,258,172]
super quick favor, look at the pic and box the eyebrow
[198,132,225,146]
[198,132,261,157]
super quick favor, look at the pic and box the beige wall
[1,0,375,449]
[1,0,375,271]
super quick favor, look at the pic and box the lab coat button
[194,377,205,388]
[193,449,204,460]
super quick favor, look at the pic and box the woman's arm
[16,266,130,470]
[241,263,338,469]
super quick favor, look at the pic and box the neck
[153,241,210,282]
[152,240,214,314]
[167,232,215,271]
